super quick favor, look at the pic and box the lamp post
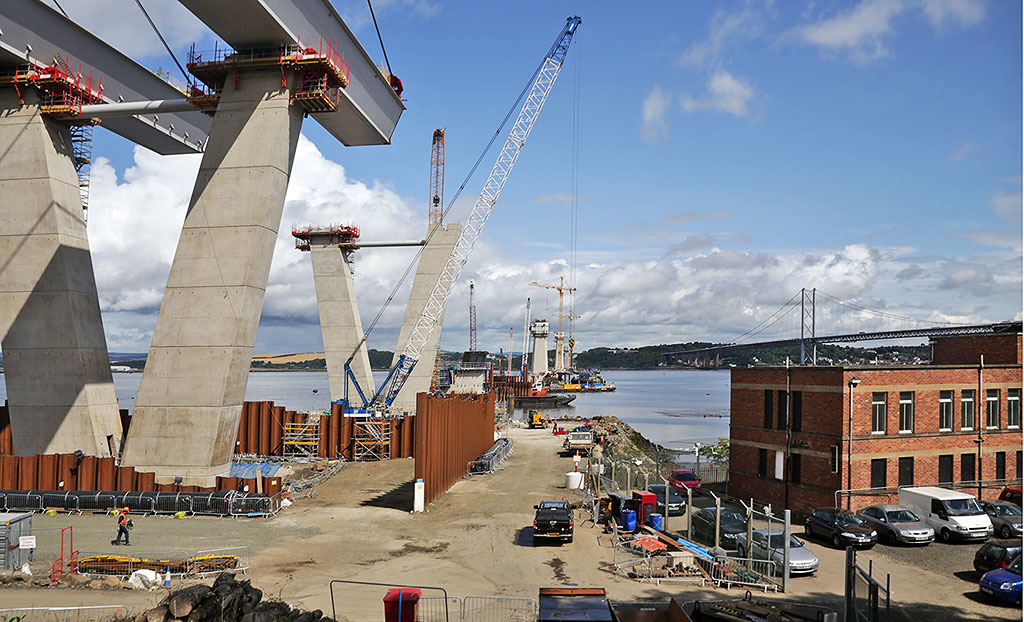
[847,376,861,510]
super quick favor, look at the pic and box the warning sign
[18,535,36,549]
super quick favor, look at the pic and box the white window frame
[961,390,975,431]
[939,390,953,432]
[871,392,887,434]
[899,391,914,434]
[986,389,1000,430]
[774,450,784,480]
[1008,389,1021,429]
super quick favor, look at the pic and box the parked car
[979,554,1022,606]
[805,508,877,549]
[857,504,934,545]
[980,500,1023,539]
[691,507,746,549]
[998,485,1022,507]
[974,539,1024,574]
[669,469,702,494]
[646,484,686,516]
[735,529,819,576]
[898,486,993,543]
[532,500,573,544]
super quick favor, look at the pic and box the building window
[961,390,975,430]
[792,391,803,432]
[938,454,953,484]
[939,390,954,431]
[791,453,802,484]
[776,391,787,430]
[1009,389,1021,429]
[986,389,1000,429]
[872,392,887,434]
[774,450,784,480]
[899,391,914,433]
[829,445,840,474]
[961,453,975,482]
[898,457,914,487]
[1017,451,1022,479]
[758,448,767,478]
[763,390,773,428]
[996,452,1006,480]
[871,458,887,488]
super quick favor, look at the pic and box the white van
[898,487,993,543]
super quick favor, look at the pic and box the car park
[533,500,573,544]
[898,486,993,543]
[805,508,877,549]
[690,507,746,549]
[646,484,685,516]
[998,485,1022,507]
[974,539,1024,574]
[735,529,819,576]
[980,500,1024,539]
[669,469,702,494]
[857,504,934,545]
[979,554,1022,606]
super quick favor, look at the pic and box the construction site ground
[2,426,1018,621]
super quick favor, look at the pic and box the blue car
[979,554,1022,606]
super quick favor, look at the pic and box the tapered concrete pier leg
[308,243,374,403]
[0,89,121,457]
[122,69,303,483]
[390,223,461,411]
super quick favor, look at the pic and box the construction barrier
[74,545,250,578]
[0,490,277,517]
[0,606,128,621]
[468,438,514,475]
[415,394,495,507]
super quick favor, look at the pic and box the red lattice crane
[428,128,445,229]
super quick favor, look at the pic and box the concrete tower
[553,331,565,371]
[0,89,121,457]
[530,319,550,376]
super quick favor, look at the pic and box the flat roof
[180,0,404,146]
[901,486,977,500]
[0,0,210,154]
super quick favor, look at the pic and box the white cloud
[60,0,208,62]
[678,3,769,68]
[681,71,755,117]
[640,85,672,143]
[794,0,986,63]
[960,189,1023,251]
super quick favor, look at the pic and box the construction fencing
[0,606,129,621]
[329,579,537,622]
[0,489,282,517]
[468,438,514,475]
[846,548,892,622]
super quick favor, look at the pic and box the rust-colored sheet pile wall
[0,453,271,494]
[235,401,414,459]
[0,402,11,455]
[414,393,495,506]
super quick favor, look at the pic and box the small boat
[513,393,576,408]
[546,369,616,393]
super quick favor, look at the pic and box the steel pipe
[78,99,197,118]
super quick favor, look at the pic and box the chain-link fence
[0,605,128,621]
[846,548,891,622]
[328,580,539,622]
[0,490,281,517]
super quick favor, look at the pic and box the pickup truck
[562,430,595,456]
[533,500,574,544]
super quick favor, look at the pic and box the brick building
[729,330,1023,518]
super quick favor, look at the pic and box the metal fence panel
[461,596,536,622]
[0,606,129,621]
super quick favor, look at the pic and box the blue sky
[58,0,1021,354]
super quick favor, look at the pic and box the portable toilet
[631,491,657,527]
[0,512,32,570]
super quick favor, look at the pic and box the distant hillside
[250,350,394,370]
[573,342,930,368]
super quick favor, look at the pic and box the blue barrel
[649,512,663,531]
[622,509,637,532]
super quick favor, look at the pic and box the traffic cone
[164,567,171,588]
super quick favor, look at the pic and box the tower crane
[529,277,576,371]
[428,128,445,229]
[468,280,478,351]
[340,16,583,411]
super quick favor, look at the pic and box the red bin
[383,588,421,622]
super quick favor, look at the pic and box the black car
[805,508,878,549]
[533,500,573,544]
[974,539,1024,574]
[647,484,686,516]
[690,507,747,549]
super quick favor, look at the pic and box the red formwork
[0,402,12,455]
[77,455,98,491]
[414,393,494,506]
[135,471,156,492]
[96,458,117,490]
[236,402,250,454]
[36,454,58,490]
[116,465,136,491]
[270,403,284,455]
[56,453,76,489]
[246,402,260,455]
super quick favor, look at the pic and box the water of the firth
[0,369,730,452]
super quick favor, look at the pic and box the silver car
[735,528,819,575]
[980,500,1024,539]
[857,504,935,545]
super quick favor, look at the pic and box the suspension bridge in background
[664,288,1021,366]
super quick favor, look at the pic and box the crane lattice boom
[372,16,582,408]
[428,129,445,229]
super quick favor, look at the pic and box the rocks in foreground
[138,572,332,622]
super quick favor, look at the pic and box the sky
[49,0,1023,356]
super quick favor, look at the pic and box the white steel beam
[0,0,211,154]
